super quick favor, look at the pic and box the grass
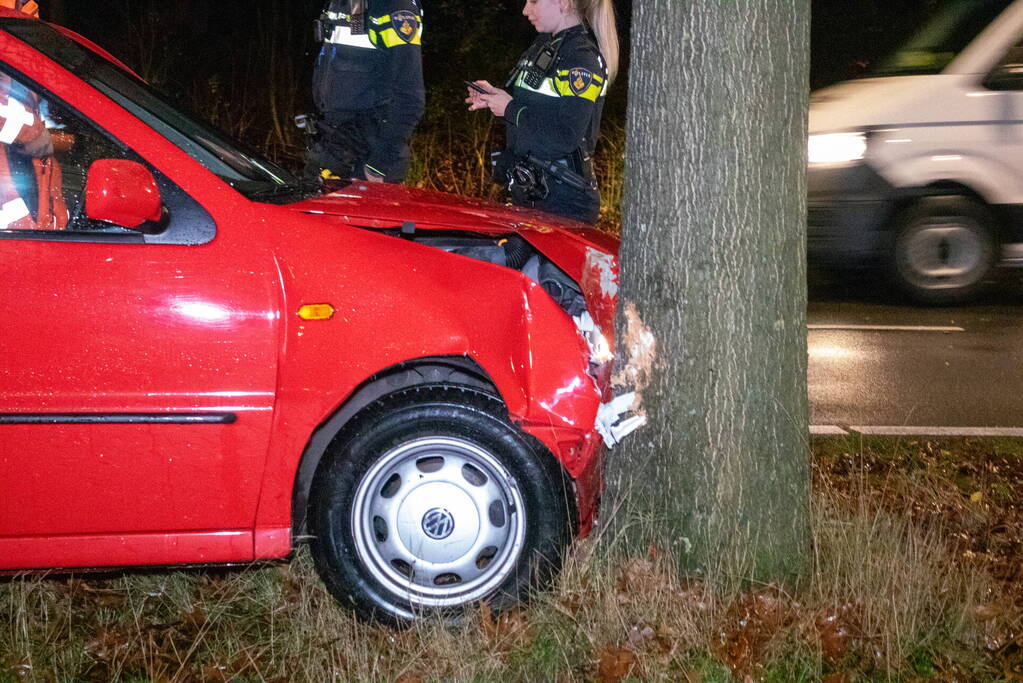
[3,437,1023,681]
[404,114,626,236]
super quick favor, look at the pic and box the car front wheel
[309,386,572,625]
[890,196,997,304]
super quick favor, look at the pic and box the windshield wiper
[245,179,323,202]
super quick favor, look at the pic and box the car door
[0,69,279,566]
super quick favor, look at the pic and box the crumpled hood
[810,75,961,134]
[292,182,617,247]
[290,182,620,345]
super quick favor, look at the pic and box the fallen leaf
[974,603,1003,621]
[815,603,863,665]
[822,673,851,683]
[627,624,655,647]
[713,590,797,675]
[479,602,531,650]
[199,663,231,683]
[596,646,637,683]
[80,582,127,609]
[83,627,134,662]
[616,558,670,599]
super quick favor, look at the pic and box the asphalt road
[807,269,1023,435]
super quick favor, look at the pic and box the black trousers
[305,111,410,184]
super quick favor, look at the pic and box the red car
[0,10,621,623]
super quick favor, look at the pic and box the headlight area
[572,311,613,366]
[808,131,867,166]
[360,227,584,316]
[402,231,589,315]
[405,234,613,377]
[374,227,643,450]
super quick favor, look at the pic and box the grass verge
[3,436,1022,681]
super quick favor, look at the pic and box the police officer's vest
[317,0,422,51]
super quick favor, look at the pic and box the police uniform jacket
[503,24,607,169]
[312,0,425,178]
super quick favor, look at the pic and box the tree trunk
[610,0,811,583]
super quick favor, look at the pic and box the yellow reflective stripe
[552,75,603,102]
[375,26,422,47]
[556,69,605,86]
[368,13,423,47]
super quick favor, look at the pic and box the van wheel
[890,196,997,304]
[308,386,572,626]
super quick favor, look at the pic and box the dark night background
[27,0,955,175]
[41,0,949,108]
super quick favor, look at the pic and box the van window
[995,36,1023,72]
[874,0,1012,76]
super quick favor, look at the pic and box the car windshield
[0,19,316,202]
[873,0,1013,76]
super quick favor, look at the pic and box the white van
[808,0,1023,303]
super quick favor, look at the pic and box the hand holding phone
[465,80,491,95]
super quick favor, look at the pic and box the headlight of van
[808,132,867,165]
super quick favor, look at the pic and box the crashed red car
[0,11,623,623]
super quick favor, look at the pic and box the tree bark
[610,0,811,583]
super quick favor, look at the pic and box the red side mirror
[85,159,163,229]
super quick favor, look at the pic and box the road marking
[810,425,849,435]
[851,426,1023,437]
[811,425,1023,437]
[807,324,965,333]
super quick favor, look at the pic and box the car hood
[809,75,960,133]
[289,183,620,342]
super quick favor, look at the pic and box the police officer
[309,0,425,183]
[467,0,618,224]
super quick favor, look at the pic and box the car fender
[877,149,1018,206]
[252,223,601,556]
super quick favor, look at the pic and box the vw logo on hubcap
[421,507,455,540]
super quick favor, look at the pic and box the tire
[890,196,998,305]
[308,386,572,625]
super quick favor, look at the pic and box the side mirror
[85,159,164,231]
[983,63,1023,91]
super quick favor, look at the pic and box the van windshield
[873,0,1012,76]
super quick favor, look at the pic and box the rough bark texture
[610,0,811,583]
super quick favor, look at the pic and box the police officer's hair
[575,0,619,83]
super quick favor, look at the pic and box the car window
[2,19,314,203]
[0,69,214,244]
[873,0,1012,76]
[988,34,1023,89]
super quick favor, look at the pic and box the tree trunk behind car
[610,0,812,584]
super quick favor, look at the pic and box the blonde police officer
[467,0,618,224]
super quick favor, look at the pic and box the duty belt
[524,154,597,192]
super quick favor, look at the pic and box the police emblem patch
[391,10,418,42]
[569,68,593,96]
